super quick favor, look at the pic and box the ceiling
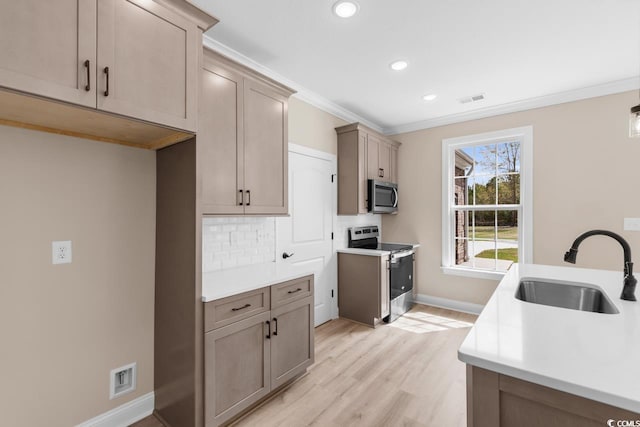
[192,0,640,134]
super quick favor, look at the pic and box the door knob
[282,252,294,259]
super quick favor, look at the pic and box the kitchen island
[459,263,640,426]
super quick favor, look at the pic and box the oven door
[368,179,398,213]
[389,250,414,299]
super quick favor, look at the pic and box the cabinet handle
[287,288,302,294]
[265,320,271,339]
[378,168,384,178]
[231,303,251,312]
[272,317,278,336]
[84,60,90,92]
[238,189,243,206]
[103,67,110,97]
[246,190,251,206]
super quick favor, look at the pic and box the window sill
[441,266,506,281]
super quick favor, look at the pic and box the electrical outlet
[52,240,72,264]
[624,218,640,231]
[110,362,137,399]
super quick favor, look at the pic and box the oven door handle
[392,187,398,208]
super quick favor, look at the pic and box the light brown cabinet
[336,123,400,215]
[204,275,314,427]
[337,253,389,327]
[96,0,200,131]
[0,0,215,147]
[467,365,640,427]
[200,49,293,215]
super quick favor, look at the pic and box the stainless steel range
[348,226,415,322]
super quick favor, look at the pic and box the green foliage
[475,248,519,262]
[473,226,518,240]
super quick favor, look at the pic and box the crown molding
[201,35,384,133]
[384,76,640,135]
[200,35,639,138]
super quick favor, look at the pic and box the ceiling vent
[459,93,485,104]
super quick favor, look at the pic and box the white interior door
[277,145,336,326]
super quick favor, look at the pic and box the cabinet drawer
[205,287,270,332]
[271,275,313,308]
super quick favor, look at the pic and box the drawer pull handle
[231,303,251,312]
[273,317,278,336]
[265,320,271,339]
[103,66,110,97]
[84,60,90,91]
[287,288,302,294]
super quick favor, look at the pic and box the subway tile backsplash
[202,217,276,272]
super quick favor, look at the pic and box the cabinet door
[243,79,288,215]
[270,296,314,390]
[366,134,381,180]
[378,142,391,181]
[200,63,245,215]
[97,0,199,131]
[389,145,399,184]
[358,132,369,213]
[205,312,271,427]
[0,0,96,107]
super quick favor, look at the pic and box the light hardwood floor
[132,305,476,427]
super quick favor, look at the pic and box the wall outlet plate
[52,240,72,264]
[624,218,640,231]
[110,362,137,400]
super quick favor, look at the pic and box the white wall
[383,90,640,306]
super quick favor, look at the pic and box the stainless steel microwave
[368,179,398,214]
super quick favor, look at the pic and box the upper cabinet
[336,123,400,215]
[0,0,97,108]
[97,0,199,131]
[199,49,294,216]
[0,0,217,148]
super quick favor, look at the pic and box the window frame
[441,126,533,280]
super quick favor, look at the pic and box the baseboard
[415,294,485,315]
[76,392,154,427]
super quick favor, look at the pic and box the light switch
[623,218,640,231]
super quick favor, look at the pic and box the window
[442,126,532,279]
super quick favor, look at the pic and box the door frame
[278,142,338,321]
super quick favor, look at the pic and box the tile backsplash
[202,217,276,272]
[202,214,382,273]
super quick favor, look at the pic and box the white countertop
[458,263,640,413]
[202,263,314,302]
[337,243,420,257]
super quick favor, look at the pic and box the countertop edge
[202,266,314,302]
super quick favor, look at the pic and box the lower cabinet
[467,365,640,427]
[337,253,389,327]
[204,275,314,427]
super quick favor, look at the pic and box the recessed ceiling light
[423,94,438,101]
[390,60,408,71]
[333,1,359,18]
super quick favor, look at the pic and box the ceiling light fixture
[390,60,408,71]
[333,1,359,18]
[423,94,438,101]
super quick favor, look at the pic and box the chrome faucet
[564,229,637,301]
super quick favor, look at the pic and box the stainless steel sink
[516,279,619,314]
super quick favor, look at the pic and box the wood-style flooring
[132,304,477,427]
